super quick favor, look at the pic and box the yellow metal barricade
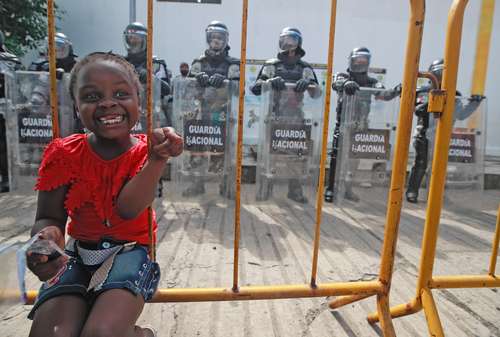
[11,1,432,336]
[364,1,499,336]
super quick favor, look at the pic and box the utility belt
[66,236,138,291]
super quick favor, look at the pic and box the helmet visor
[55,38,71,59]
[124,32,146,54]
[206,30,228,51]
[430,64,444,81]
[279,34,299,52]
[349,55,370,73]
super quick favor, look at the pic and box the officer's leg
[287,178,308,204]
[344,158,360,202]
[182,154,206,197]
[406,125,428,203]
[256,174,273,201]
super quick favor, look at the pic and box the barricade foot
[367,297,422,324]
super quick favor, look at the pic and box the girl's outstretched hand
[26,226,68,281]
[151,127,184,161]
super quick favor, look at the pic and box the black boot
[406,166,426,203]
[182,179,206,197]
[343,181,359,202]
[287,179,308,204]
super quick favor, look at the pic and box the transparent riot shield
[5,71,74,193]
[0,242,24,315]
[131,77,164,134]
[255,82,323,204]
[170,77,238,202]
[335,87,399,206]
[425,97,486,211]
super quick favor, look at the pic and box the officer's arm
[331,72,349,92]
[250,64,273,96]
[188,61,203,77]
[228,63,240,81]
[372,81,395,101]
[303,67,321,99]
[454,95,484,121]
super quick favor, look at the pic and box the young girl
[26,52,183,337]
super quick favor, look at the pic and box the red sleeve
[35,134,84,191]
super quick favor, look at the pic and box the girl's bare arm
[116,127,183,219]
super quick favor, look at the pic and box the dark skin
[28,59,182,337]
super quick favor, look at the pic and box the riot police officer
[123,22,171,95]
[326,47,400,202]
[28,32,77,73]
[250,27,321,203]
[405,58,484,203]
[181,21,240,197]
[189,21,240,87]
[0,30,23,192]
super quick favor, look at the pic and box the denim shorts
[28,245,160,319]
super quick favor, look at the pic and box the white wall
[55,0,499,155]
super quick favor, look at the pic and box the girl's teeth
[99,116,124,125]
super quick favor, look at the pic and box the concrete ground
[0,182,499,337]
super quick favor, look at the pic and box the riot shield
[335,87,399,206]
[255,82,323,204]
[426,97,486,212]
[170,77,238,202]
[5,71,74,193]
[0,242,24,314]
[131,77,164,133]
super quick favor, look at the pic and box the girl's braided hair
[69,51,142,101]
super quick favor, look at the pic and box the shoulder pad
[226,56,240,65]
[297,59,312,68]
[265,58,280,65]
[0,52,20,63]
[193,54,207,63]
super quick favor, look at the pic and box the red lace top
[35,133,157,245]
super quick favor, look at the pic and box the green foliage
[0,0,63,56]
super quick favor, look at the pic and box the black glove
[415,103,428,118]
[343,81,359,95]
[469,94,485,102]
[195,72,210,87]
[295,79,311,92]
[208,73,226,88]
[393,83,402,96]
[269,76,286,91]
[56,68,65,80]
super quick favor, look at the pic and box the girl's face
[75,60,140,140]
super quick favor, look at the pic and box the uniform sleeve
[35,138,75,191]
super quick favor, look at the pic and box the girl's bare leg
[29,295,89,337]
[80,289,153,337]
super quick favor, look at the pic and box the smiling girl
[26,52,183,337]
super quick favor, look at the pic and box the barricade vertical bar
[47,0,60,139]
[421,287,444,337]
[368,0,470,332]
[468,0,495,129]
[330,0,426,321]
[417,0,468,293]
[147,0,156,262]
[470,0,495,97]
[232,0,248,291]
[378,0,424,284]
[310,0,337,287]
[489,204,500,275]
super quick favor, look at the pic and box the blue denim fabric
[28,245,160,320]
